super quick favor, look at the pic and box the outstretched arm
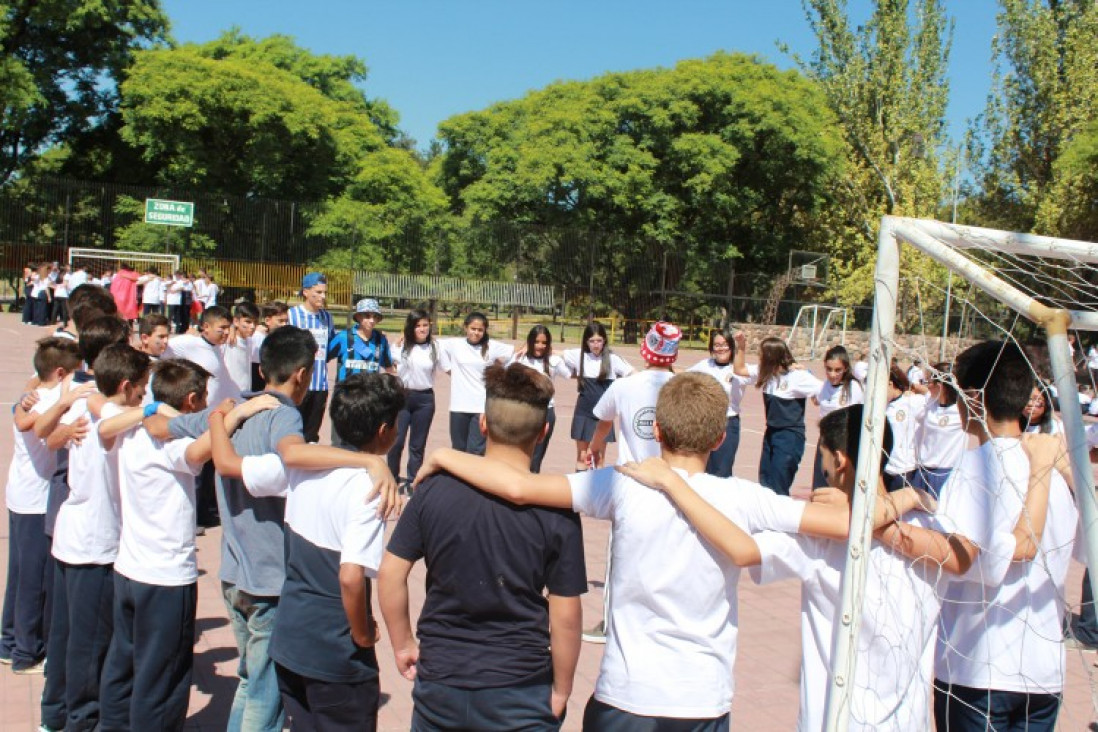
[414,448,573,508]
[278,437,400,519]
[378,552,419,681]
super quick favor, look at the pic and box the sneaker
[0,653,12,665]
[13,658,46,675]
[1065,637,1098,652]
[582,621,606,644]
[39,725,60,732]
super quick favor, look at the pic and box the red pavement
[0,311,1095,730]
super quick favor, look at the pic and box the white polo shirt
[113,428,202,586]
[566,467,805,719]
[5,385,62,514]
[438,338,514,414]
[164,334,240,405]
[510,353,571,408]
[884,393,929,475]
[816,378,865,418]
[393,341,442,392]
[688,359,756,417]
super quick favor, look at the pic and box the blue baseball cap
[301,272,326,290]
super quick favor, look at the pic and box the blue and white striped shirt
[288,305,336,391]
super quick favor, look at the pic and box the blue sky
[162,0,999,151]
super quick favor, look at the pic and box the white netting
[826,218,1098,730]
[67,248,179,278]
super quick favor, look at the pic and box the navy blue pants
[530,406,557,474]
[759,428,805,496]
[705,416,740,479]
[387,388,436,481]
[298,389,328,445]
[100,574,196,732]
[41,557,68,730]
[933,680,1060,732]
[57,562,114,732]
[1075,570,1098,646]
[276,663,379,731]
[412,675,560,731]
[449,412,486,456]
[1,511,50,669]
[582,697,729,731]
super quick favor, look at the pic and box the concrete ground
[0,311,1095,730]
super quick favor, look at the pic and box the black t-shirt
[387,471,586,689]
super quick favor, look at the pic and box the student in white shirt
[588,321,681,467]
[913,363,967,498]
[740,337,823,495]
[438,312,513,456]
[223,301,260,397]
[1,338,85,673]
[688,329,753,478]
[560,321,634,471]
[100,359,260,731]
[163,305,239,406]
[882,365,933,492]
[509,325,572,473]
[137,269,162,316]
[52,266,71,327]
[852,351,869,383]
[249,301,291,392]
[68,265,88,291]
[810,345,864,487]
[388,309,443,486]
[414,372,908,729]
[165,271,186,334]
[873,340,1075,731]
[1022,383,1063,436]
[907,358,926,388]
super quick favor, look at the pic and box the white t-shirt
[560,349,633,381]
[934,438,1078,693]
[751,513,945,732]
[193,279,210,306]
[53,401,126,565]
[438,338,514,413]
[884,393,929,475]
[165,278,183,306]
[241,455,385,571]
[916,400,967,469]
[113,427,202,586]
[687,359,756,417]
[393,341,442,392]
[164,334,241,405]
[206,282,219,307]
[5,385,62,514]
[566,467,805,718]
[68,270,88,289]
[54,274,69,299]
[592,369,675,463]
[907,365,926,386]
[509,354,571,408]
[223,336,253,395]
[816,379,865,418]
[139,275,161,304]
[853,360,869,383]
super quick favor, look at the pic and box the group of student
[0,268,1087,731]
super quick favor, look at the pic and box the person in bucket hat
[327,298,395,447]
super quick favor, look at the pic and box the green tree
[1036,118,1098,240]
[790,0,954,304]
[0,0,169,184]
[971,0,1098,234]
[111,195,216,257]
[435,52,846,318]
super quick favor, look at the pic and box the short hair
[80,316,130,367]
[151,359,211,410]
[954,340,1034,422]
[69,285,118,331]
[200,305,231,326]
[329,373,404,451]
[483,362,553,446]
[818,404,893,475]
[138,313,170,337]
[93,344,151,397]
[234,301,260,321]
[261,300,289,319]
[654,372,727,455]
[33,337,82,379]
[260,326,317,385]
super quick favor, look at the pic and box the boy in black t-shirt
[379,363,586,731]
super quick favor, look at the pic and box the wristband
[143,401,162,419]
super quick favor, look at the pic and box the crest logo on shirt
[938,414,949,427]
[895,410,906,423]
[633,406,656,440]
[779,379,788,391]
[839,393,848,406]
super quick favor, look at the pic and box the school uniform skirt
[570,378,616,443]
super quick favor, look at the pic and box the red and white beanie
[641,321,682,366]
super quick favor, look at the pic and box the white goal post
[789,304,848,361]
[825,216,1098,731]
[67,247,180,274]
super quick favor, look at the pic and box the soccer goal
[825,217,1098,730]
[788,304,848,361]
[67,247,179,276]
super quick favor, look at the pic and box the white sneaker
[582,621,606,644]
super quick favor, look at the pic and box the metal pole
[940,159,962,362]
[811,305,819,360]
[823,217,900,732]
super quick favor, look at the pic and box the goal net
[825,217,1098,730]
[67,248,180,278]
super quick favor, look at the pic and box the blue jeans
[223,583,284,732]
[933,680,1061,732]
[759,429,804,496]
[705,416,740,478]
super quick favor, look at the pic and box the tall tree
[971,0,1098,234]
[791,0,953,304]
[0,0,169,184]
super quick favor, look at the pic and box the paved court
[0,311,1094,730]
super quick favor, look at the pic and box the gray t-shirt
[170,391,303,596]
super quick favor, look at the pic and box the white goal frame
[67,247,180,273]
[789,304,848,360]
[825,216,1098,731]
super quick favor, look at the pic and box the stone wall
[734,322,978,365]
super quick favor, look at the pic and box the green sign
[144,198,194,227]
